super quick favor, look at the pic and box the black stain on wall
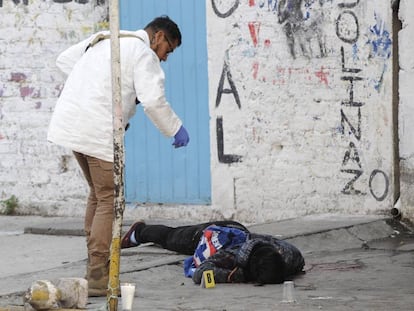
[278,0,304,58]
[216,116,242,164]
[277,0,327,59]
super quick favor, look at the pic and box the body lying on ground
[121,220,305,285]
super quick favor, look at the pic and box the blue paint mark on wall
[365,13,392,91]
[264,0,277,11]
[367,13,392,59]
[371,64,387,92]
[352,43,359,61]
[304,0,316,20]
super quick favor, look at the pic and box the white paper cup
[120,283,136,311]
[282,281,296,303]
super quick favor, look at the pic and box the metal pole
[107,0,124,310]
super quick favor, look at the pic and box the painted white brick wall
[398,0,414,220]
[205,0,394,222]
[0,0,107,215]
[1,0,411,224]
[120,0,397,223]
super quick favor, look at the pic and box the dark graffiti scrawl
[336,10,359,43]
[337,2,366,196]
[211,0,333,163]
[13,0,28,4]
[0,0,105,7]
[211,0,244,164]
[277,0,327,59]
[216,117,242,164]
[336,1,390,201]
[216,61,241,109]
[215,59,243,164]
[211,0,239,18]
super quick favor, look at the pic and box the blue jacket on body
[184,226,305,284]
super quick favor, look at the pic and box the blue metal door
[120,0,211,204]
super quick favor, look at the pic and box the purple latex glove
[172,125,189,148]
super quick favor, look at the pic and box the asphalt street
[0,214,413,311]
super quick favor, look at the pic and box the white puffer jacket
[47,29,182,162]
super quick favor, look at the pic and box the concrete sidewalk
[0,214,413,310]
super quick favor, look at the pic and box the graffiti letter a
[216,61,241,109]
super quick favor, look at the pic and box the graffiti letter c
[211,0,239,18]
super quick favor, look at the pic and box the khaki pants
[73,151,114,267]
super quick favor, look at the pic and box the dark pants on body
[134,221,249,255]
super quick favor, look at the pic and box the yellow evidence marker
[200,270,216,288]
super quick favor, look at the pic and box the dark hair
[248,244,285,284]
[144,15,182,46]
